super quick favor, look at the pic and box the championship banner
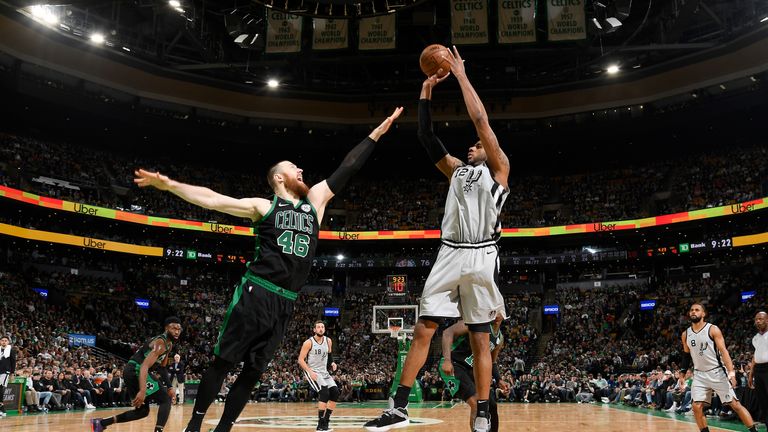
[498,0,537,44]
[450,0,489,45]
[266,12,302,53]
[358,15,396,50]
[68,334,96,347]
[313,18,348,50]
[547,0,586,41]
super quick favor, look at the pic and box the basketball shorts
[420,244,506,325]
[439,358,475,401]
[214,272,295,371]
[305,370,337,391]
[124,361,163,398]
[692,368,738,405]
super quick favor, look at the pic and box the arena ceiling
[2,0,767,99]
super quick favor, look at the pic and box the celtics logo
[206,416,443,428]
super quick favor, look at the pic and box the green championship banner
[451,0,489,45]
[1,186,765,240]
[266,11,303,53]
[547,0,586,41]
[498,0,537,44]
[313,18,348,50]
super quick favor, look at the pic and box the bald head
[755,311,768,333]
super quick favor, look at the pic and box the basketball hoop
[388,325,402,339]
[387,317,404,339]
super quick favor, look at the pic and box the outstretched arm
[443,46,510,189]
[307,107,403,223]
[418,73,463,179]
[134,169,269,222]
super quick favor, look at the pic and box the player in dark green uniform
[91,317,182,432]
[439,315,507,432]
[134,107,402,432]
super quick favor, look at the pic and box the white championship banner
[498,0,537,44]
[266,12,303,53]
[358,15,396,50]
[313,18,348,50]
[547,0,586,41]
[450,0,489,45]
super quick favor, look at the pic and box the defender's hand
[134,169,173,191]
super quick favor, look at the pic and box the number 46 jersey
[247,196,320,293]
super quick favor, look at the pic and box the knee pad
[318,387,330,403]
[328,386,340,402]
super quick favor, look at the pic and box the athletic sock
[748,426,758,432]
[477,399,489,416]
[101,417,116,427]
[393,385,411,409]
[154,427,164,432]
[324,409,333,421]
[700,428,709,432]
[318,409,325,419]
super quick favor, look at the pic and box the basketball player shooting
[681,303,757,432]
[134,107,402,432]
[365,46,508,432]
[298,321,339,432]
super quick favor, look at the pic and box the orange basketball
[419,44,451,78]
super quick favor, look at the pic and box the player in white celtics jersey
[299,321,339,432]
[365,46,508,432]
[681,303,757,432]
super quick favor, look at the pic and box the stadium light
[267,79,279,88]
[169,0,181,7]
[336,254,344,261]
[606,64,620,74]
[90,33,106,44]
[30,5,59,26]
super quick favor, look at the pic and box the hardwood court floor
[0,401,750,432]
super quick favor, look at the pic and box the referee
[749,311,768,426]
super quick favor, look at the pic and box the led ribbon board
[1,186,765,240]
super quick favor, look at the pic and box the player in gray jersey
[680,303,757,432]
[299,321,338,432]
[365,46,509,432]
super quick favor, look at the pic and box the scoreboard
[386,275,408,303]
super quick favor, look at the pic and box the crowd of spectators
[2,132,766,230]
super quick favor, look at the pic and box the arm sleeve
[159,367,173,388]
[492,363,502,383]
[417,99,449,164]
[327,352,334,369]
[10,348,15,374]
[326,137,376,194]
[681,352,692,371]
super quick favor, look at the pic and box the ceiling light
[267,79,279,88]
[90,33,105,44]
[606,65,620,74]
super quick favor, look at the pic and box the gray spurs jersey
[441,163,508,246]
[686,323,724,372]
[307,336,329,374]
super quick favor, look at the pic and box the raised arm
[418,73,463,179]
[307,107,403,223]
[443,46,510,189]
[134,169,270,222]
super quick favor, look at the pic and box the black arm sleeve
[681,352,692,371]
[417,99,449,164]
[327,352,334,369]
[326,137,376,194]
[492,363,501,383]
[158,367,173,388]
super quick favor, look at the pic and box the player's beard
[689,315,702,323]
[285,176,309,198]
[314,331,324,337]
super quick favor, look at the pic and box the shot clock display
[386,275,408,303]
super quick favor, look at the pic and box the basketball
[419,44,452,77]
